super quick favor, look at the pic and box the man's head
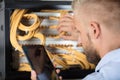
[72,0,120,65]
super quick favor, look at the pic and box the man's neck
[98,35,120,58]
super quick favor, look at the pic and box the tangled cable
[46,46,95,70]
[10,9,45,52]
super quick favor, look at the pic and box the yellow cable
[49,46,95,69]
[17,31,35,41]
[10,9,27,52]
[18,14,40,31]
[33,32,45,45]
[10,9,45,52]
[46,49,69,69]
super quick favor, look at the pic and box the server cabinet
[0,0,94,80]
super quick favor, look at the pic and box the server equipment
[0,0,94,80]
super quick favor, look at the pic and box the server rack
[0,0,94,80]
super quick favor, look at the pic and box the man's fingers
[60,14,73,19]
[59,76,63,80]
[60,35,76,41]
[31,70,37,80]
[59,17,73,23]
[56,69,61,74]
[62,14,73,19]
[57,22,74,32]
[59,14,73,22]
[56,69,63,80]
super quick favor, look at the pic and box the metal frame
[0,4,12,79]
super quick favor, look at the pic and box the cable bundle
[46,46,95,70]
[10,9,95,71]
[10,9,45,52]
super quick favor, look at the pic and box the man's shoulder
[98,61,120,80]
[83,62,120,80]
[100,61,120,72]
[83,72,104,80]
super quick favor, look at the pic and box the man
[31,0,120,80]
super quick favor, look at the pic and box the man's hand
[31,69,63,80]
[57,14,79,41]
[31,70,37,80]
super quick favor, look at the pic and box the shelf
[5,1,72,9]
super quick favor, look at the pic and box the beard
[83,34,101,65]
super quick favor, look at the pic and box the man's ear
[89,22,101,39]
